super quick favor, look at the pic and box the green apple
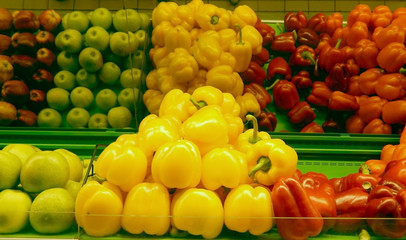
[109,31,139,56]
[95,88,117,113]
[54,70,76,91]
[107,106,133,128]
[134,29,147,50]
[113,9,141,32]
[76,68,99,89]
[84,26,110,52]
[120,68,143,88]
[62,12,70,30]
[29,188,75,234]
[37,108,63,128]
[57,51,80,73]
[64,180,81,200]
[103,50,125,69]
[55,29,83,53]
[64,11,89,33]
[66,107,90,128]
[124,50,146,69]
[78,47,103,72]
[89,8,112,30]
[139,12,151,31]
[20,151,70,193]
[70,86,94,109]
[46,88,70,111]
[0,189,32,233]
[0,151,22,190]
[98,62,121,85]
[88,113,108,129]
[2,144,41,165]
[118,88,139,110]
[55,149,83,182]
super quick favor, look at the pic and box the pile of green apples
[0,144,88,234]
[40,8,150,129]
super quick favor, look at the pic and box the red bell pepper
[287,101,315,126]
[271,177,324,240]
[346,21,369,48]
[297,27,320,48]
[251,47,269,67]
[254,22,275,48]
[345,59,360,76]
[241,61,267,85]
[325,12,343,36]
[382,100,406,125]
[357,95,387,123]
[291,70,312,90]
[258,110,277,132]
[325,63,350,92]
[243,83,271,110]
[315,33,333,54]
[300,122,324,133]
[328,91,359,112]
[270,32,296,53]
[318,39,347,72]
[332,187,369,233]
[358,68,384,95]
[382,159,406,187]
[307,13,327,34]
[345,113,365,133]
[267,56,291,81]
[361,161,388,177]
[330,167,380,193]
[378,178,406,195]
[347,4,372,27]
[370,5,393,29]
[375,73,406,101]
[272,80,299,110]
[289,45,316,67]
[354,39,379,69]
[299,172,337,231]
[362,118,392,134]
[372,25,406,50]
[322,117,343,133]
[377,42,406,73]
[365,186,406,239]
[306,81,332,107]
[332,27,349,48]
[284,11,307,32]
[346,75,363,96]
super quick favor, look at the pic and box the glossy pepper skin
[365,186,406,239]
[247,139,298,186]
[307,13,327,33]
[347,4,371,27]
[358,68,384,95]
[171,188,224,239]
[346,75,363,96]
[236,92,261,121]
[206,65,244,98]
[75,181,123,237]
[267,56,291,81]
[382,100,406,124]
[361,160,388,177]
[251,47,269,66]
[306,81,332,107]
[330,167,380,193]
[240,25,263,55]
[357,95,387,123]
[195,4,231,31]
[325,63,350,92]
[159,89,197,122]
[318,39,347,72]
[291,70,312,89]
[328,91,359,112]
[121,182,170,236]
[235,114,271,154]
[325,12,343,36]
[382,159,406,187]
[230,24,252,73]
[243,83,271,109]
[287,101,316,126]
[241,61,267,85]
[362,118,392,134]
[372,25,405,50]
[254,22,275,48]
[375,73,406,100]
[258,111,277,132]
[273,80,300,110]
[377,42,406,73]
[297,27,320,48]
[284,11,308,32]
[224,184,274,236]
[370,5,392,29]
[271,177,324,240]
[354,39,379,69]
[289,45,316,67]
[346,21,369,47]
[270,32,296,53]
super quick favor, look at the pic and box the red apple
[0,8,13,32]
[16,109,37,126]
[28,89,47,113]
[0,34,11,54]
[31,68,53,90]
[1,80,30,106]
[35,30,54,49]
[12,10,40,32]
[36,47,56,69]
[11,32,37,55]
[0,101,17,125]
[38,9,61,32]
[0,59,13,84]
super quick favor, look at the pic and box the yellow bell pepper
[201,147,250,190]
[167,48,199,84]
[218,28,237,51]
[236,114,271,153]
[236,92,261,121]
[190,28,204,46]
[247,139,298,186]
[222,92,240,116]
[155,67,188,94]
[191,85,224,107]
[146,69,158,90]
[224,113,244,146]
[95,142,148,192]
[171,188,224,239]
[224,184,274,236]
[172,4,195,31]
[206,65,242,97]
[187,0,204,16]
[121,182,170,236]
[75,180,123,237]
[159,88,197,122]
[230,72,244,97]
[137,114,181,159]
[152,139,201,189]
[151,21,173,48]
[192,32,222,70]
[195,4,231,31]
[218,52,236,70]
[186,69,207,94]
[143,89,164,115]
[115,133,139,148]
[180,105,229,155]
[164,25,192,52]
[230,25,252,73]
[230,5,258,28]
[240,25,263,55]
[149,46,169,68]
[151,1,178,28]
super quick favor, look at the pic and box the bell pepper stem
[360,163,370,175]
[399,67,406,75]
[292,30,297,42]
[265,79,280,91]
[234,24,244,45]
[301,51,316,65]
[362,181,372,193]
[246,114,262,144]
[358,229,371,240]
[335,38,342,49]
[276,23,284,33]
[249,156,271,179]
[190,97,207,110]
[211,15,219,25]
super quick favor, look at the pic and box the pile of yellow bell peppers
[75,86,298,239]
[143,0,263,116]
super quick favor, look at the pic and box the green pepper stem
[362,181,372,193]
[189,97,207,110]
[335,38,342,49]
[292,30,297,42]
[246,114,262,144]
[265,79,280,91]
[358,229,371,240]
[301,51,316,65]
[276,23,284,33]
[360,163,371,175]
[399,67,406,75]
[249,156,271,179]
[211,15,219,25]
[234,24,244,45]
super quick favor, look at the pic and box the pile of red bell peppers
[241,4,406,134]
